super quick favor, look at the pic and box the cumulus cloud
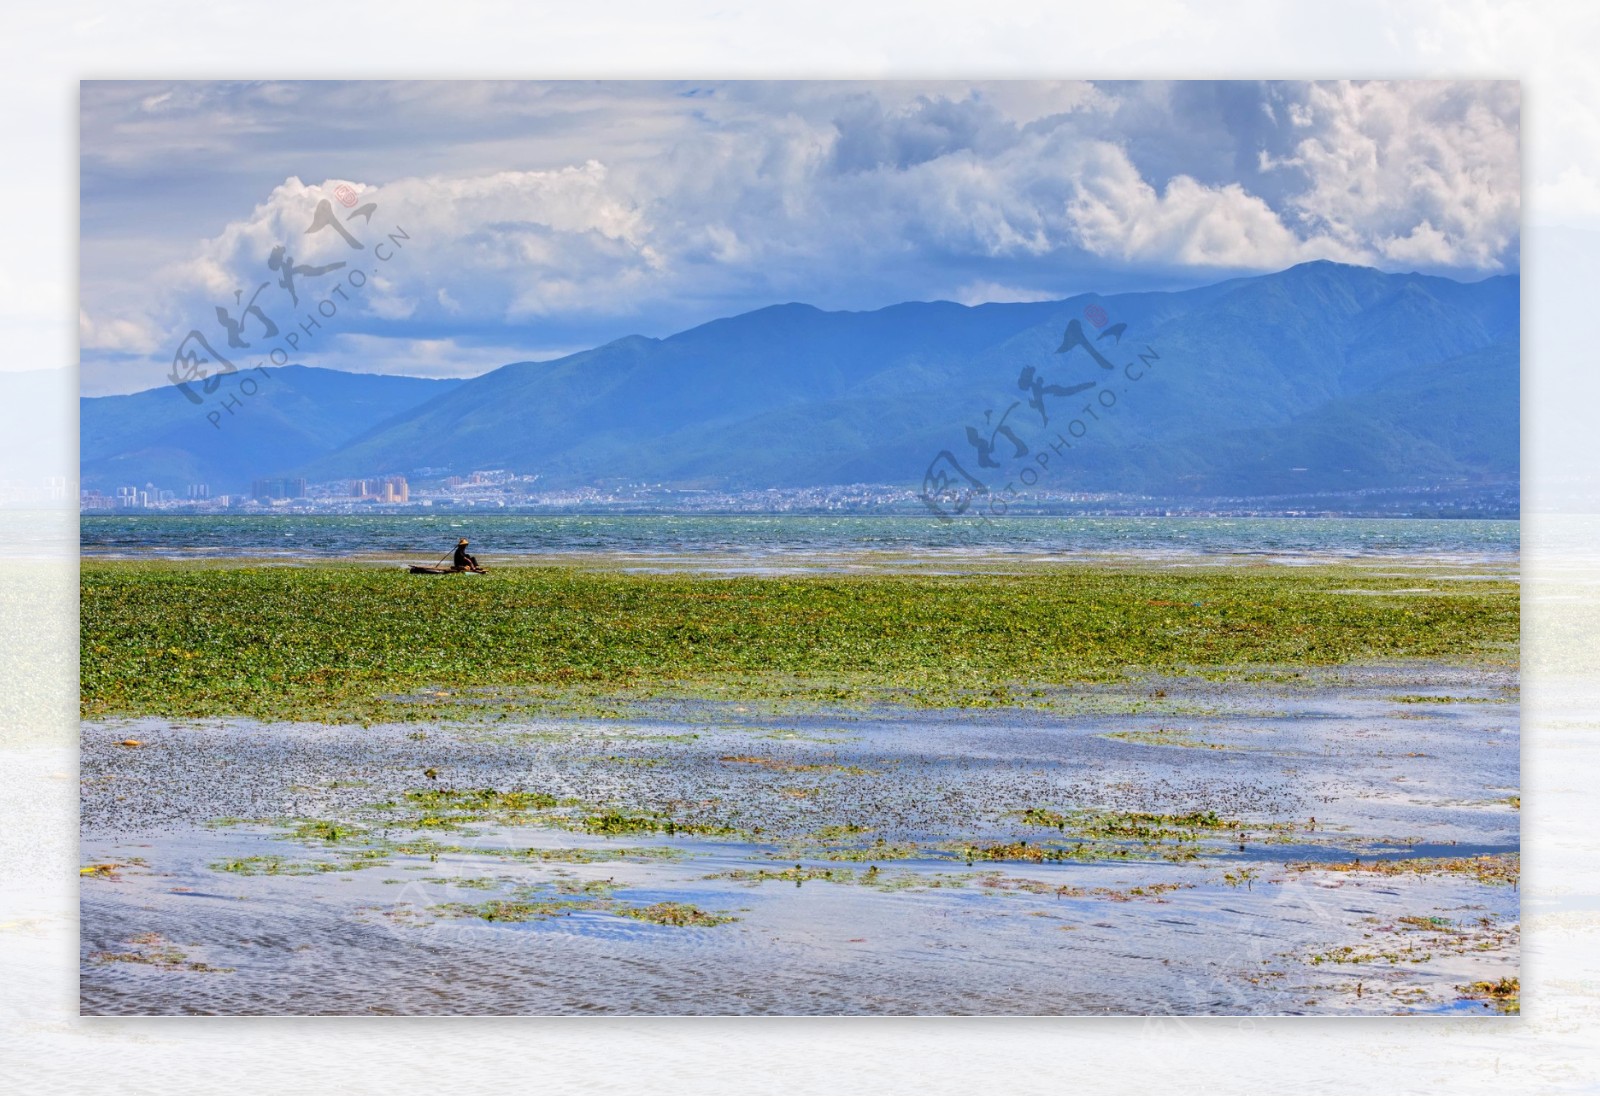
[951,281,1060,305]
[1064,141,1355,267]
[1261,81,1521,269]
[78,308,161,354]
[79,79,1521,391]
[328,333,566,378]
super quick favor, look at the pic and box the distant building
[251,477,308,501]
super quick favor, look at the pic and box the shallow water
[80,664,1519,1015]
[79,514,1521,568]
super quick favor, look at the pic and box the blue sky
[79,79,1521,395]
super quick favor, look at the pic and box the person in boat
[452,538,482,572]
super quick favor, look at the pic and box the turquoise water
[80,514,1520,562]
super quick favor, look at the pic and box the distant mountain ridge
[80,366,462,493]
[80,261,1519,502]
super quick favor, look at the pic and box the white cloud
[1066,142,1343,268]
[1262,81,1521,270]
[326,333,576,378]
[950,281,1058,305]
[77,308,160,354]
[1379,219,1455,265]
[79,79,1522,392]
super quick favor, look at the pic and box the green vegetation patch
[614,902,737,927]
[509,846,686,864]
[577,809,738,838]
[812,841,921,862]
[709,866,856,886]
[80,561,1520,722]
[88,932,233,974]
[434,898,600,922]
[974,873,1190,902]
[429,894,736,927]
[1104,727,1229,750]
[1289,852,1519,886]
[1458,977,1520,1014]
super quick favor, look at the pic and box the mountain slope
[80,262,1520,501]
[298,261,1519,496]
[81,366,462,493]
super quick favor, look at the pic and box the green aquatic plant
[1016,808,1069,829]
[961,840,1079,864]
[576,809,736,838]
[402,787,562,813]
[813,840,920,861]
[974,873,1190,902]
[435,898,598,922]
[1397,915,1453,930]
[1305,936,1441,967]
[416,875,501,890]
[1103,728,1228,750]
[508,846,686,864]
[1289,852,1519,886]
[1457,977,1520,1014]
[709,866,855,886]
[289,820,368,845]
[89,932,233,973]
[80,560,1520,723]
[211,852,388,876]
[614,902,737,927]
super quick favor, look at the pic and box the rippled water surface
[80,514,1520,568]
[81,665,1520,1015]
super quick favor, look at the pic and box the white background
[4,2,1599,1093]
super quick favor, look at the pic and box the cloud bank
[79,79,1520,393]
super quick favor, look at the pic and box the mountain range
[80,261,1519,502]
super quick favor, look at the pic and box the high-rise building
[251,478,308,501]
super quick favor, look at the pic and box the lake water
[80,665,1520,1016]
[80,514,1520,565]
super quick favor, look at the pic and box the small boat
[407,564,487,575]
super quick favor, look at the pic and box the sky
[78,79,1522,395]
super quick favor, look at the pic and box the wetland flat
[81,663,1518,1016]
[79,543,1519,1015]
